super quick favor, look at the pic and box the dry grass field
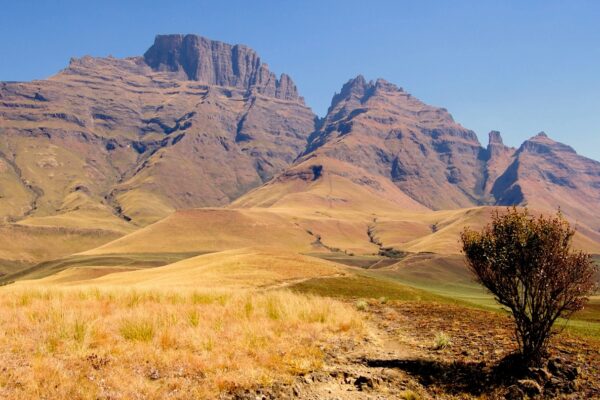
[0,286,365,399]
[0,247,598,398]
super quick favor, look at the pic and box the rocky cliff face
[0,35,315,227]
[303,76,486,210]
[143,34,300,101]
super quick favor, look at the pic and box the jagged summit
[519,131,577,155]
[143,34,301,101]
[488,130,504,146]
[302,75,485,210]
[328,76,404,113]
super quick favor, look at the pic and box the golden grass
[0,224,123,266]
[85,201,600,260]
[32,248,347,289]
[0,286,364,399]
[83,209,316,255]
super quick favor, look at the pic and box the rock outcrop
[481,131,515,199]
[143,34,301,101]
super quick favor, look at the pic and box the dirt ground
[229,301,600,399]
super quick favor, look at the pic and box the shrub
[433,331,450,350]
[399,389,421,400]
[461,208,597,366]
[355,299,369,311]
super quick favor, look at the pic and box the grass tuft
[119,318,155,342]
[73,319,87,344]
[433,331,451,350]
[356,299,369,311]
[399,389,421,400]
[188,309,200,327]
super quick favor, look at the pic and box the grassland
[0,286,364,399]
[0,245,598,398]
[0,252,204,283]
[290,273,449,303]
[0,224,124,272]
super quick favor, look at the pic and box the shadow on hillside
[365,357,519,396]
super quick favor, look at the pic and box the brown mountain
[302,76,486,210]
[249,76,600,237]
[491,132,600,234]
[0,34,315,229]
[1,36,599,266]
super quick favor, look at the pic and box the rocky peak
[374,78,403,93]
[485,130,512,159]
[328,76,404,110]
[519,132,576,155]
[488,130,504,146]
[329,76,368,109]
[143,34,301,101]
[326,76,408,124]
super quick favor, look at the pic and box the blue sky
[1,0,599,160]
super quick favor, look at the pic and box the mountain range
[1,33,599,268]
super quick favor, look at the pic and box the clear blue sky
[1,0,599,160]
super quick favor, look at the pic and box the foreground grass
[0,286,364,399]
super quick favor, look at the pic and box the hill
[36,247,347,289]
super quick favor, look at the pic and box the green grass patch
[555,318,600,340]
[290,273,449,303]
[0,252,208,283]
[370,270,600,339]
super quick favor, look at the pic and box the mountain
[0,34,315,231]
[491,132,600,233]
[302,76,486,210]
[261,76,600,235]
[1,35,599,268]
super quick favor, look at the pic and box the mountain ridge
[1,34,599,267]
